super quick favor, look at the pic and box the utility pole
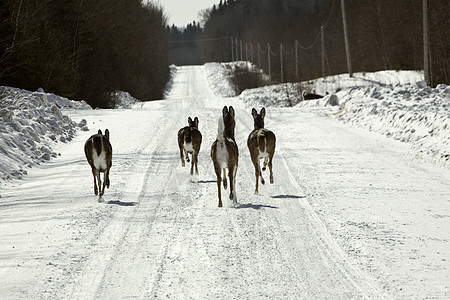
[295,41,299,80]
[235,37,238,62]
[423,0,430,85]
[341,0,352,77]
[240,40,243,61]
[321,26,325,77]
[280,44,284,83]
[267,43,271,83]
[231,37,234,62]
[257,43,261,69]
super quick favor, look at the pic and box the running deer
[84,129,113,198]
[178,117,202,175]
[211,106,239,207]
[247,107,276,194]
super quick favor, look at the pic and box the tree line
[168,22,203,66]
[0,0,170,108]
[199,0,448,86]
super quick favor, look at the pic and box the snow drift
[0,87,90,181]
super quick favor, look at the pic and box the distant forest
[170,0,449,86]
[1,0,448,106]
[0,0,170,108]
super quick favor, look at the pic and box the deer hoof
[262,167,266,171]
[261,178,265,185]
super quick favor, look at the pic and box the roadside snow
[111,91,142,109]
[0,87,90,182]
[207,62,449,170]
[204,62,238,97]
[331,83,450,168]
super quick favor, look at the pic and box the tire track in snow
[230,105,384,298]
[67,107,184,299]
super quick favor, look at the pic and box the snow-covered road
[1,66,449,299]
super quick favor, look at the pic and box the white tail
[247,107,276,194]
[84,129,113,198]
[210,106,239,207]
[178,117,202,175]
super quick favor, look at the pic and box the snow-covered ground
[205,63,449,169]
[0,64,449,299]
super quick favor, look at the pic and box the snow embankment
[0,86,91,182]
[204,62,449,169]
[204,62,238,97]
[238,70,425,108]
[331,83,450,168]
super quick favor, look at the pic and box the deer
[210,106,239,207]
[247,107,276,194]
[178,117,202,175]
[84,129,113,198]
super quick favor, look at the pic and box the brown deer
[84,129,113,198]
[211,106,239,207]
[178,117,202,175]
[247,108,276,194]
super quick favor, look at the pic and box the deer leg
[262,157,268,171]
[254,165,260,195]
[98,171,104,197]
[179,147,185,167]
[194,152,199,175]
[250,154,260,194]
[222,168,227,190]
[233,165,238,203]
[260,159,266,186]
[105,166,111,188]
[190,155,194,175]
[184,150,190,162]
[228,166,237,203]
[214,163,222,207]
[91,168,98,196]
[269,156,274,184]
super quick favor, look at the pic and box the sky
[158,0,219,27]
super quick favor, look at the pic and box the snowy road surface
[1,66,449,299]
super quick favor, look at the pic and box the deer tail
[217,116,225,141]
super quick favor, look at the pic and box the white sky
[158,0,219,27]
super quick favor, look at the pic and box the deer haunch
[247,108,276,194]
[84,129,112,197]
[211,106,239,207]
[178,117,202,175]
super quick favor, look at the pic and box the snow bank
[306,70,424,96]
[332,82,450,168]
[111,91,142,109]
[240,83,302,107]
[204,62,238,97]
[239,70,425,108]
[0,86,91,182]
[236,69,449,169]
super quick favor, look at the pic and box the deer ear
[105,129,110,138]
[98,129,102,135]
[252,108,257,118]
[194,117,199,125]
[229,106,235,117]
[188,117,193,123]
[222,106,228,116]
[260,107,266,118]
